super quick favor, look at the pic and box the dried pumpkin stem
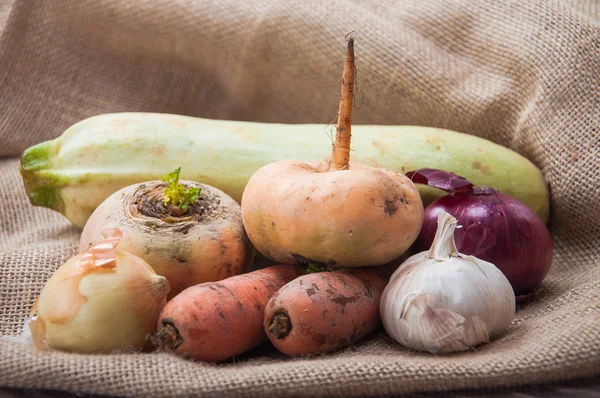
[330,37,355,171]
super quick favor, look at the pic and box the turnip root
[80,168,254,298]
[241,38,424,267]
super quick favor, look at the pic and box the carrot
[241,37,423,269]
[264,267,390,356]
[149,264,304,362]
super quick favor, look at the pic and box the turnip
[241,38,424,267]
[80,168,254,298]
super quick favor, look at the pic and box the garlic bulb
[29,229,170,353]
[380,211,515,353]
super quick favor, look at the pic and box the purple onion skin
[415,187,553,296]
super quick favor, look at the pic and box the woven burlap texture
[1,0,599,396]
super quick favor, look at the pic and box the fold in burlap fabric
[1,0,599,396]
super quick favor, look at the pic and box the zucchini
[20,112,549,228]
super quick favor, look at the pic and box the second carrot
[264,267,390,357]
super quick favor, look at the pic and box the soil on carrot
[129,183,228,225]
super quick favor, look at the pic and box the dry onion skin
[29,229,170,353]
[79,171,254,298]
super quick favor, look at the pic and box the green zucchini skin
[20,112,549,229]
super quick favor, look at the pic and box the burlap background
[1,0,599,396]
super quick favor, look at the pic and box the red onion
[406,168,553,297]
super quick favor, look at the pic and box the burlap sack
[1,0,598,396]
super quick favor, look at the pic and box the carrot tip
[147,318,183,350]
[267,312,292,340]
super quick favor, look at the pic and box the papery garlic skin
[380,212,515,353]
[30,231,170,353]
